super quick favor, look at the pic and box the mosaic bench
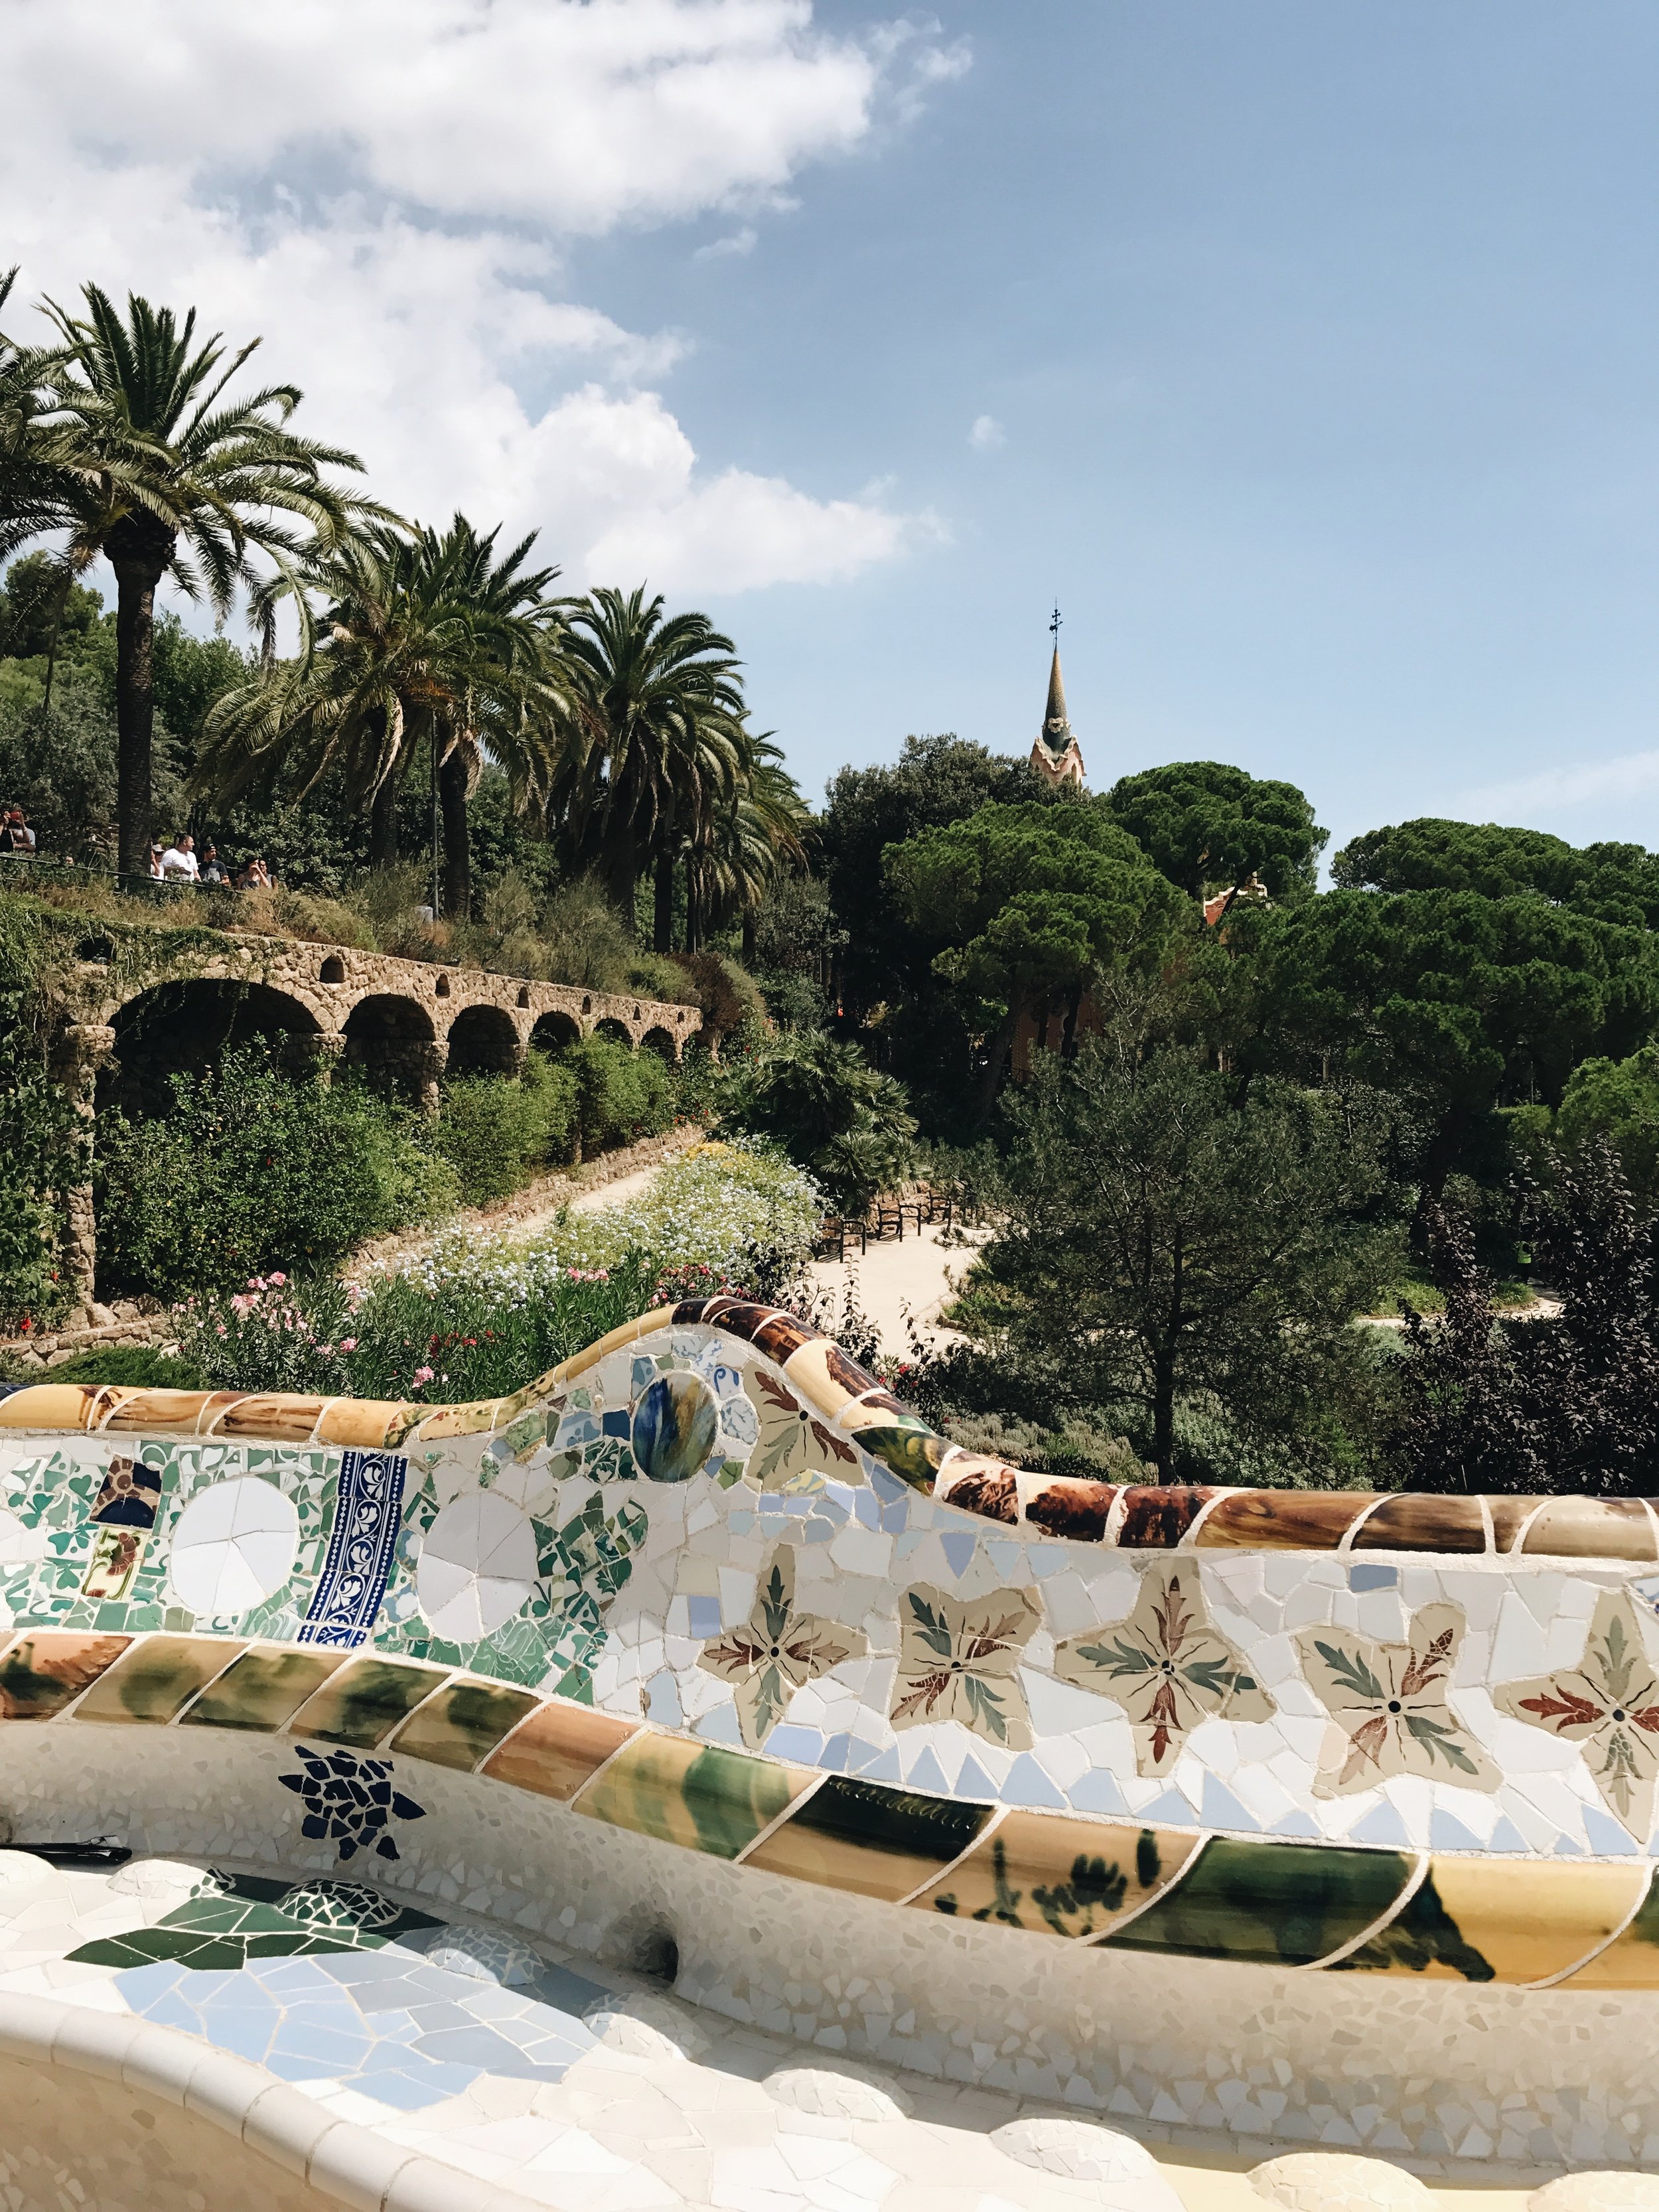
[2,1295,1659,2170]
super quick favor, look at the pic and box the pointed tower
[1030,617,1086,788]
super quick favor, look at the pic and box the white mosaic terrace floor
[0,1850,1559,2212]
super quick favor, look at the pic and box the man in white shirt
[159,834,199,881]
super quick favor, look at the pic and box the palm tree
[0,269,68,565]
[36,284,370,873]
[423,515,569,919]
[548,587,747,939]
[685,735,810,956]
[198,516,571,915]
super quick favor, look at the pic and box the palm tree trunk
[741,907,757,967]
[684,855,701,953]
[107,524,171,877]
[439,748,470,920]
[370,779,399,869]
[604,825,638,933]
[654,853,676,952]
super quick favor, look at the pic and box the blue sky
[11,1,1659,859]
[598,1,1659,856]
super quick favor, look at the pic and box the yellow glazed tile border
[0,1622,1648,1987]
[3,1298,1656,1556]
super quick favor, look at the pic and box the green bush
[1,1346,210,1389]
[171,1251,659,1402]
[94,1048,457,1301]
[564,1033,674,1155]
[430,1054,581,1203]
[719,1029,916,1214]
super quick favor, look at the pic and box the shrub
[719,1029,916,1214]
[564,1033,674,1155]
[11,1346,210,1389]
[173,1252,658,1402]
[94,1048,457,1301]
[433,1076,549,1205]
[625,949,690,1003]
[540,877,637,993]
[543,1136,823,1297]
[669,950,768,1043]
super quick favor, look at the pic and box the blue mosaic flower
[279,1745,425,1862]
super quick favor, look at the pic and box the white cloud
[0,0,967,595]
[968,413,1005,451]
[694,228,760,261]
[1460,751,1659,817]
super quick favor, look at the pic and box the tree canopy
[1333,816,1659,930]
[1244,887,1659,1185]
[885,799,1189,1116]
[1105,759,1327,907]
[959,1042,1399,1479]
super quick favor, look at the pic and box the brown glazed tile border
[1,1623,1650,1988]
[3,1305,1658,1559]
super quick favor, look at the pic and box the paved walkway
[808,1221,989,1359]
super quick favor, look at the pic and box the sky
[8,1,1659,859]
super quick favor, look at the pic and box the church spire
[1030,605,1086,788]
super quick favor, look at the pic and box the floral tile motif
[1494,1587,1659,1836]
[1295,1601,1498,1798]
[742,1370,860,1493]
[279,1743,426,1861]
[1053,1563,1275,1777]
[297,1451,407,1649]
[890,1582,1040,1750]
[697,1544,867,1749]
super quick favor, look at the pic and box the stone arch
[445,1002,522,1078]
[641,1026,678,1063]
[103,979,322,1118]
[529,1009,581,1056]
[593,1016,632,1049]
[516,984,531,1008]
[435,974,451,998]
[342,993,438,1109]
[319,954,346,984]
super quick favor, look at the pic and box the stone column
[279,1030,346,1082]
[49,1022,115,1316]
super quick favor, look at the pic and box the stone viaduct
[48,929,702,1307]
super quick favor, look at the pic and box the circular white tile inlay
[416,1489,538,1644]
[168,1475,299,1618]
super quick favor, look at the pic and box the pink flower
[268,1272,287,1288]
[214,1322,228,1337]
[339,1337,358,1353]
[413,1364,435,1384]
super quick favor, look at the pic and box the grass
[1366,1272,1538,1319]
[0,1346,209,1388]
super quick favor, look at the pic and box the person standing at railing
[159,833,199,881]
[199,842,225,885]
[0,807,35,856]
[148,844,165,879]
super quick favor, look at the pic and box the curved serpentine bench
[2,1293,1659,2170]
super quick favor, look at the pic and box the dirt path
[807,1221,990,1359]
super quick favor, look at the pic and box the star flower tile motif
[890,1581,1040,1750]
[743,1370,861,1493]
[1294,1601,1498,1799]
[1053,1563,1275,1777]
[697,1544,867,1748]
[1494,1587,1659,1837]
